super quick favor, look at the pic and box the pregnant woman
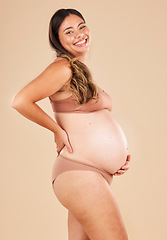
[12,8,131,240]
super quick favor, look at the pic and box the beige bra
[49,88,112,113]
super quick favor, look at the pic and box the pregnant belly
[54,109,128,174]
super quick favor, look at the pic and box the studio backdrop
[1,0,167,239]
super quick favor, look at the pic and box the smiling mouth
[74,37,88,46]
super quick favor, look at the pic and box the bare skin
[68,211,90,240]
[12,14,130,240]
[53,171,128,240]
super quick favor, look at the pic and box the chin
[74,47,89,55]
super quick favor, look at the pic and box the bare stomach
[54,109,128,174]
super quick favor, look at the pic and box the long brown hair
[48,8,99,104]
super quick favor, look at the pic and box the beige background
[1,0,167,239]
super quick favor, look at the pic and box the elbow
[11,95,24,110]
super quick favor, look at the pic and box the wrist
[51,123,62,134]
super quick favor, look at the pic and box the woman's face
[58,14,91,58]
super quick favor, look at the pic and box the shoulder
[46,57,72,79]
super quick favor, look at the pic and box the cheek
[59,33,69,46]
[67,37,74,45]
[62,37,74,47]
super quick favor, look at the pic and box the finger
[120,161,130,170]
[113,173,120,176]
[56,143,64,153]
[114,169,127,175]
[113,172,120,176]
[118,170,126,173]
[121,163,130,170]
[113,172,125,176]
[127,154,131,161]
[56,148,61,156]
[56,148,60,156]
[114,172,124,176]
[119,156,131,170]
[124,157,131,165]
[65,140,73,153]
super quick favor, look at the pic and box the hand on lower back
[54,128,73,155]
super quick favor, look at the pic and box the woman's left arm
[113,154,131,176]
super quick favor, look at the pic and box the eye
[66,30,73,35]
[80,25,86,30]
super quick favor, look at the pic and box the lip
[74,37,88,45]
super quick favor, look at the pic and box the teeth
[75,38,87,45]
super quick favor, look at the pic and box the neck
[75,53,87,64]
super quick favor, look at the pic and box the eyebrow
[63,21,85,32]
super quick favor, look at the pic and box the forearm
[12,100,61,133]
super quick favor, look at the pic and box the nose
[74,30,84,39]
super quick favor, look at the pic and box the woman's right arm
[12,59,73,153]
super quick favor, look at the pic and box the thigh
[68,210,90,240]
[53,170,128,240]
